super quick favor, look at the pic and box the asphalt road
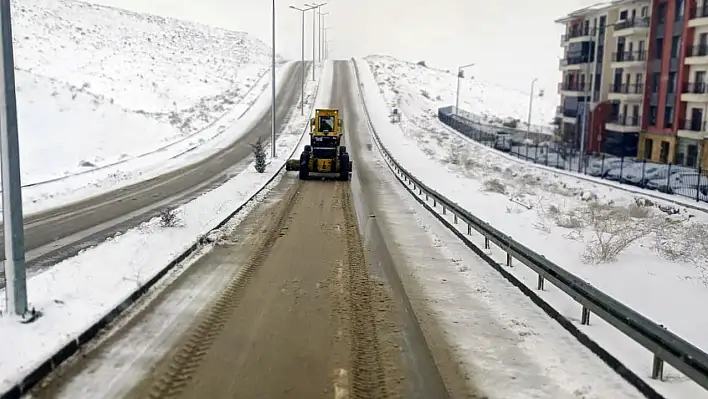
[0,61,306,280]
[26,60,479,399]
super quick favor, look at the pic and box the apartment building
[606,1,651,157]
[672,0,708,168]
[556,4,613,153]
[556,0,651,156]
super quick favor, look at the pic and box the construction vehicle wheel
[299,152,309,180]
[304,145,312,153]
[338,152,350,181]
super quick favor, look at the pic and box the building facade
[557,0,708,169]
[556,0,652,157]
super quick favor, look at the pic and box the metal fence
[438,107,708,204]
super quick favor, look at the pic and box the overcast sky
[88,0,598,104]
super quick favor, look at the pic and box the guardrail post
[442,206,446,215]
[425,193,428,200]
[537,275,545,290]
[506,253,512,266]
[581,307,591,325]
[467,224,472,235]
[454,213,458,223]
[651,354,664,381]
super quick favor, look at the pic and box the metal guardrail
[0,63,321,399]
[350,57,708,397]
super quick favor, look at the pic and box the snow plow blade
[285,158,300,171]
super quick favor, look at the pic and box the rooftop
[554,0,649,24]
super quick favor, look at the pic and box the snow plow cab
[285,108,352,180]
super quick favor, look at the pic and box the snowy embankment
[0,54,329,396]
[357,56,708,398]
[7,0,280,213]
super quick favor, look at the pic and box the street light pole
[455,62,474,117]
[305,2,326,80]
[0,0,27,315]
[322,27,330,60]
[271,0,277,157]
[290,5,316,115]
[318,11,329,62]
[526,78,538,141]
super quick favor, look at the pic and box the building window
[641,6,648,17]
[671,35,681,58]
[660,141,670,163]
[655,37,664,59]
[664,106,674,128]
[650,105,658,125]
[687,145,699,167]
[657,2,668,23]
[675,0,684,21]
[620,10,628,20]
[668,72,677,92]
[651,72,660,92]
[644,139,654,159]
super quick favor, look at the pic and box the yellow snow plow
[285,108,352,180]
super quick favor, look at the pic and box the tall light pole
[290,5,316,115]
[270,0,277,158]
[455,62,474,117]
[322,27,331,60]
[526,78,538,141]
[305,2,326,80]
[318,11,329,62]
[0,0,27,315]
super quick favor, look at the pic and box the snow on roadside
[0,60,331,395]
[356,56,708,398]
[17,61,297,217]
[6,0,278,209]
[349,90,644,398]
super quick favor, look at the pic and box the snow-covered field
[370,55,557,135]
[8,0,281,213]
[0,52,327,395]
[357,56,708,398]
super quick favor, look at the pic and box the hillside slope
[9,0,278,185]
[364,54,556,133]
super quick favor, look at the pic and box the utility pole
[526,78,538,141]
[290,5,316,115]
[0,0,27,316]
[271,0,277,157]
[319,11,329,62]
[455,62,474,117]
[305,2,326,80]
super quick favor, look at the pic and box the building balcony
[558,81,589,95]
[677,119,708,139]
[608,83,644,100]
[681,81,708,102]
[685,45,708,65]
[610,50,647,69]
[606,113,641,132]
[561,26,597,46]
[559,56,592,71]
[613,17,650,37]
[558,106,579,123]
[689,5,708,27]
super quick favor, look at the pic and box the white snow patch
[5,0,281,213]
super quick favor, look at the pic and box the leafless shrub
[159,207,182,228]
[581,202,652,263]
[483,178,507,194]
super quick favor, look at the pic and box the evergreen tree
[251,137,267,173]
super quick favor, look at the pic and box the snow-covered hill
[364,54,557,134]
[10,0,277,186]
